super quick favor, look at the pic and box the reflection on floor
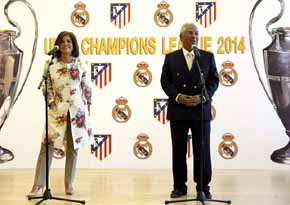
[0,169,290,205]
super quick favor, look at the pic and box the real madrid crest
[218,133,238,159]
[112,96,132,123]
[154,1,173,27]
[219,60,238,87]
[133,133,153,159]
[71,1,90,27]
[133,61,152,87]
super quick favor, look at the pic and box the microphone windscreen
[48,45,59,55]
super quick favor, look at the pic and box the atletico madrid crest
[91,63,112,89]
[195,1,217,28]
[91,134,112,160]
[110,3,131,28]
[153,98,168,124]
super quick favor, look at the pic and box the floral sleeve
[81,60,92,105]
[41,60,55,106]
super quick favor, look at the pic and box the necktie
[186,53,193,71]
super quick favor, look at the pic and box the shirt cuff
[176,93,181,103]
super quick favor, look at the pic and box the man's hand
[189,95,201,106]
[177,94,201,106]
[177,94,190,105]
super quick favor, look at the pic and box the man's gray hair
[180,23,197,35]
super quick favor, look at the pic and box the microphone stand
[165,51,231,205]
[28,56,85,205]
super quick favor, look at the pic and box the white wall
[0,0,289,170]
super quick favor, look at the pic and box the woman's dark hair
[54,31,79,58]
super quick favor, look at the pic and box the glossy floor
[0,169,290,205]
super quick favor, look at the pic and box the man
[160,23,219,199]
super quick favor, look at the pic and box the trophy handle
[4,0,38,106]
[249,0,285,110]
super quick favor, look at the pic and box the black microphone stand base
[165,191,231,205]
[27,188,85,205]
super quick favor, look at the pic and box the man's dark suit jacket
[161,48,219,121]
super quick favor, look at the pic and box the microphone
[192,45,201,58]
[47,45,59,56]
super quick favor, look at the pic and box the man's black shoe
[170,189,187,198]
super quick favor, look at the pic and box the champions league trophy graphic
[0,0,38,163]
[249,0,290,164]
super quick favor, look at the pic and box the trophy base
[271,141,290,164]
[0,146,14,163]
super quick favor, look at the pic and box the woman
[27,31,92,196]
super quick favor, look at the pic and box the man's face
[180,25,199,51]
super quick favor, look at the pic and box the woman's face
[59,35,73,56]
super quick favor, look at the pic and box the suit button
[176,73,180,76]
[182,84,187,88]
[194,86,197,89]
